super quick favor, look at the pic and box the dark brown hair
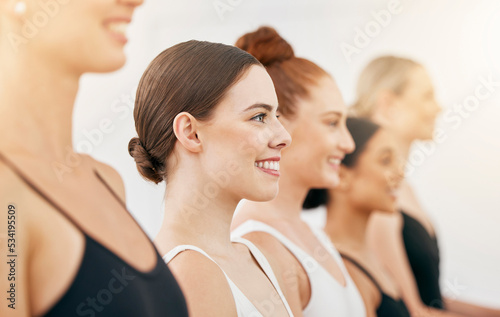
[236,26,329,118]
[129,40,261,184]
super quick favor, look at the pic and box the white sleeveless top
[232,220,366,317]
[163,237,294,317]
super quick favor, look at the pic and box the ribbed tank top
[232,220,366,317]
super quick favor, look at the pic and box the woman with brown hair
[129,40,294,317]
[231,26,366,317]
[0,0,188,316]
[320,117,410,317]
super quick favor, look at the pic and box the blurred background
[73,0,500,308]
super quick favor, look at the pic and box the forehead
[217,65,278,115]
[405,66,433,93]
[297,75,346,116]
[363,130,395,155]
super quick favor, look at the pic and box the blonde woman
[355,56,500,317]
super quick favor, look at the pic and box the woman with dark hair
[129,40,294,317]
[0,1,189,316]
[231,26,366,317]
[318,117,410,317]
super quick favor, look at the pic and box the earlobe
[373,90,397,124]
[172,112,202,153]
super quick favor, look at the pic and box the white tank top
[163,237,294,317]
[232,220,366,317]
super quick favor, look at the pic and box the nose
[339,124,355,155]
[392,159,405,185]
[119,0,144,8]
[433,100,442,116]
[270,118,292,150]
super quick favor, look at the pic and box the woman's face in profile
[195,65,291,203]
[345,130,404,213]
[19,0,143,73]
[395,66,441,141]
[279,76,355,189]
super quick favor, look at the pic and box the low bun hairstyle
[303,117,381,209]
[129,40,261,184]
[236,26,329,118]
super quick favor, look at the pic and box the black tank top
[401,211,443,309]
[340,253,411,317]
[0,153,189,317]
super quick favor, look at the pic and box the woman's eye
[381,157,392,165]
[252,113,267,122]
[329,121,339,127]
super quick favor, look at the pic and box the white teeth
[328,158,341,165]
[255,161,280,171]
[107,22,128,35]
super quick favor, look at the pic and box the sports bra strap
[0,151,86,232]
[339,252,384,293]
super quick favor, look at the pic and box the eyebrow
[379,148,393,155]
[322,110,343,116]
[242,103,275,113]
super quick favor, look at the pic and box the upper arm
[367,212,424,312]
[241,232,305,317]
[168,251,237,317]
[88,157,126,203]
[0,165,31,317]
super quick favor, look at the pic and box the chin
[88,52,127,73]
[247,186,279,202]
[321,173,340,189]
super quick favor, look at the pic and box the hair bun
[235,26,294,67]
[128,137,163,184]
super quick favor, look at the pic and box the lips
[255,157,281,176]
[327,156,343,170]
[104,18,131,44]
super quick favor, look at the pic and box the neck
[0,48,80,160]
[388,127,415,162]
[159,165,241,254]
[324,194,371,252]
[243,168,310,223]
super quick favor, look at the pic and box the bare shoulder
[167,250,236,317]
[85,155,126,202]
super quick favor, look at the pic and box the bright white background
[73,0,500,308]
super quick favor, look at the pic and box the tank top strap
[163,244,264,317]
[305,223,353,278]
[0,151,87,232]
[339,252,384,293]
[232,237,294,317]
[231,220,311,264]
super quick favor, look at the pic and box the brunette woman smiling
[129,40,294,317]
[231,27,365,317]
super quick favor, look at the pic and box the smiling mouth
[105,21,130,44]
[254,159,280,177]
[254,160,280,171]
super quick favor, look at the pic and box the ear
[337,165,353,191]
[172,112,202,153]
[372,90,398,126]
